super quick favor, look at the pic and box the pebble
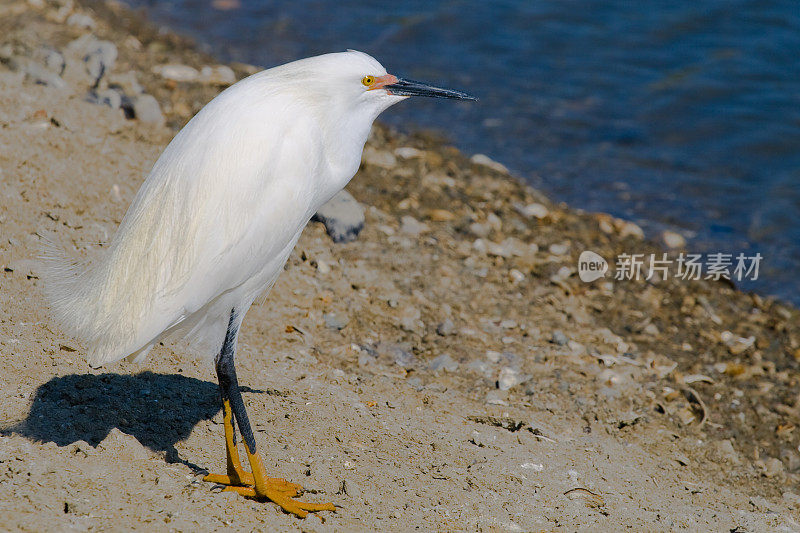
[323,312,348,330]
[341,478,363,500]
[550,266,573,283]
[713,440,740,465]
[514,202,549,219]
[619,221,645,240]
[362,146,397,169]
[87,87,123,110]
[551,330,568,346]
[43,49,65,75]
[548,242,569,256]
[108,70,143,96]
[436,319,455,336]
[486,213,502,232]
[762,457,785,478]
[152,63,200,82]
[469,222,491,237]
[783,492,800,508]
[132,94,164,126]
[394,146,424,159]
[406,377,424,391]
[643,323,660,336]
[497,367,528,391]
[312,189,365,243]
[662,230,686,249]
[66,12,95,29]
[198,65,236,85]
[428,209,455,222]
[509,269,525,282]
[421,172,455,189]
[598,217,615,234]
[398,305,422,333]
[467,360,492,378]
[484,391,508,405]
[428,353,458,373]
[385,345,415,368]
[22,60,65,88]
[400,215,429,236]
[474,237,530,258]
[470,153,509,174]
[315,260,331,274]
[83,40,118,86]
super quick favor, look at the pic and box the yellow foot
[222,478,335,518]
[203,471,255,487]
[205,398,335,518]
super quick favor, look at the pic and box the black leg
[206,308,335,517]
[215,308,258,454]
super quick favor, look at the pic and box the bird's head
[287,50,475,120]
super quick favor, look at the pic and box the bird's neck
[318,107,376,201]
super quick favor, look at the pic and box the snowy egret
[45,50,474,517]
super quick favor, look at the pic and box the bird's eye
[361,76,375,87]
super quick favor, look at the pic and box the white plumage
[43,50,473,368]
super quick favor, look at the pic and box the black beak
[385,78,476,101]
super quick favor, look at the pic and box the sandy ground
[1,1,799,531]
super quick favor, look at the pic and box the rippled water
[123,0,800,304]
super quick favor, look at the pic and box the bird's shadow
[1,371,262,472]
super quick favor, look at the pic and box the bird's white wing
[46,76,325,365]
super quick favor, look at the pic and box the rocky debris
[514,202,549,219]
[22,59,66,88]
[473,237,532,258]
[362,146,397,169]
[312,189,365,243]
[87,87,122,109]
[152,63,199,82]
[152,63,236,85]
[399,215,429,236]
[662,229,686,249]
[394,146,424,159]
[130,94,164,126]
[428,353,458,372]
[551,330,569,346]
[0,30,169,127]
[107,70,144,97]
[713,440,741,465]
[66,12,95,29]
[323,312,348,331]
[198,65,236,85]
[397,305,423,334]
[497,367,529,391]
[470,153,509,174]
[436,319,455,336]
[375,342,416,368]
[65,35,117,87]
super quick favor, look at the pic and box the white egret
[44,50,474,517]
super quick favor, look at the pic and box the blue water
[124,0,800,304]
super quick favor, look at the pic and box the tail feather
[40,234,150,366]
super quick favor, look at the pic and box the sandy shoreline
[0,0,799,530]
